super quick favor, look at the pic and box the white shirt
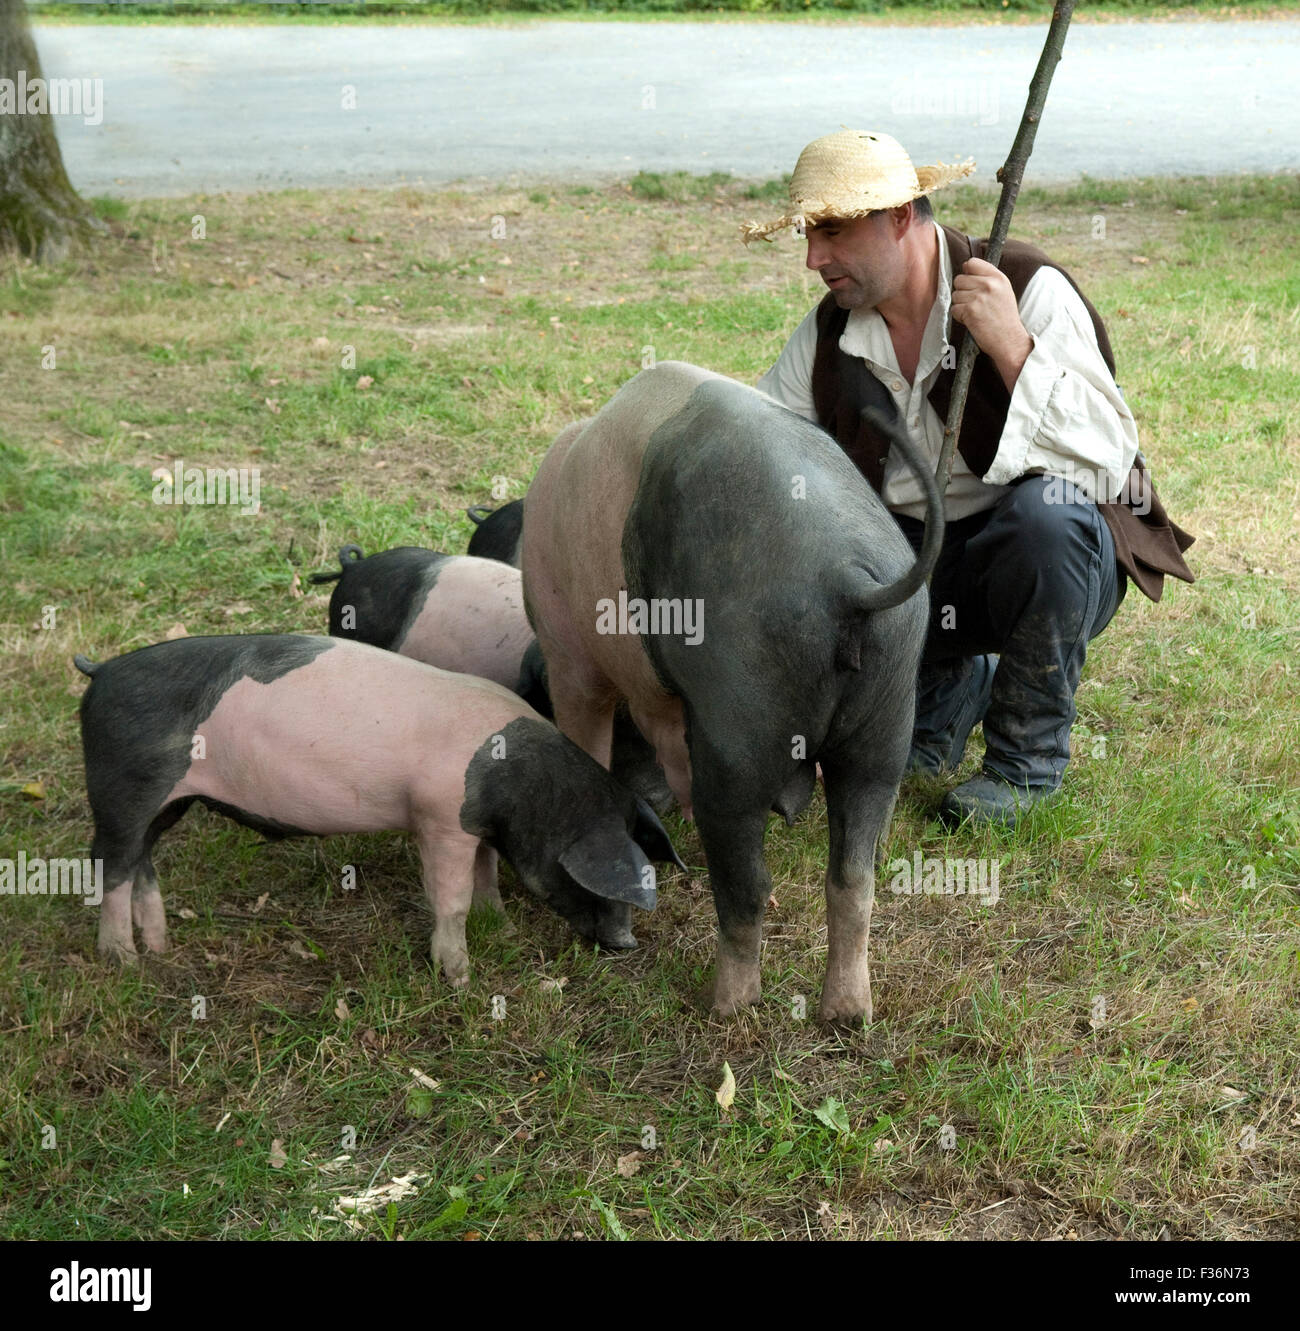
[756,222,1139,521]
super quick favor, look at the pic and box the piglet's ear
[633,796,687,871]
[559,830,657,911]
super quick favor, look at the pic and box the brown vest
[809,224,1194,602]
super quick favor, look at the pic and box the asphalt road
[33,20,1300,195]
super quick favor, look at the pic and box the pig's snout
[595,900,638,951]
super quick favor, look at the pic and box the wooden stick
[934,0,1077,497]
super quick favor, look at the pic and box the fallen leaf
[715,1062,736,1111]
[409,1068,440,1091]
[264,397,281,414]
[355,375,374,390]
[1181,997,1198,1012]
[538,977,568,994]
[1220,1086,1248,1101]
[616,1150,646,1178]
[289,571,303,599]
[250,892,269,915]
[223,603,254,617]
[269,1139,288,1169]
[164,622,188,640]
[20,781,45,800]
[335,997,351,1021]
[813,1097,852,1135]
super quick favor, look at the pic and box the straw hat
[741,130,975,244]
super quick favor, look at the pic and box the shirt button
[891,379,903,391]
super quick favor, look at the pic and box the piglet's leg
[471,843,503,915]
[132,861,168,953]
[415,832,478,988]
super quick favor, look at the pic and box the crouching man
[746,129,1194,826]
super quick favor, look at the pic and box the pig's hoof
[445,971,471,990]
[97,940,139,967]
[141,934,170,955]
[708,976,762,1018]
[596,926,638,951]
[819,996,872,1027]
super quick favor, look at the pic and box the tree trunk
[0,0,101,261]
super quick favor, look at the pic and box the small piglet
[309,545,544,710]
[75,634,680,981]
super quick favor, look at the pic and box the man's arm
[982,266,1139,501]
[755,305,821,423]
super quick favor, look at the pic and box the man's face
[804,210,906,311]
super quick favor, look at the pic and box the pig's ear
[559,830,658,911]
[632,796,687,870]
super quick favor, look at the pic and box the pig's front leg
[414,831,479,988]
[536,635,617,770]
[471,843,503,914]
[131,862,168,953]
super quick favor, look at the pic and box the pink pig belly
[396,558,532,689]
[164,642,526,837]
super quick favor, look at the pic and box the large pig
[523,362,941,1023]
[309,545,547,713]
[74,634,681,979]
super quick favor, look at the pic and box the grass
[0,169,1297,1240]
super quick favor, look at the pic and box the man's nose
[805,234,830,271]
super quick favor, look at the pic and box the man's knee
[996,474,1102,549]
[972,474,1111,594]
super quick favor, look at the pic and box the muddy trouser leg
[895,476,1125,789]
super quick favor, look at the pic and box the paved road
[35,20,1300,195]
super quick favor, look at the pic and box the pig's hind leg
[415,831,479,987]
[816,756,907,1027]
[92,797,194,963]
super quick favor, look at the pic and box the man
[745,130,1194,827]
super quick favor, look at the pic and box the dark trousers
[893,475,1126,789]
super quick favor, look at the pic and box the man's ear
[632,796,686,871]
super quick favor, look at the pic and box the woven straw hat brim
[741,148,975,245]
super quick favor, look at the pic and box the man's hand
[951,257,1034,393]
